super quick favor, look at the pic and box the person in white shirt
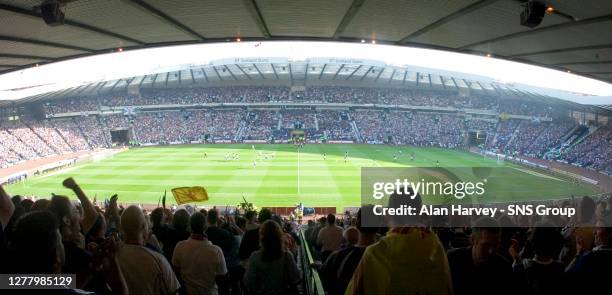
[117,205,181,295]
[316,214,344,262]
[173,212,227,295]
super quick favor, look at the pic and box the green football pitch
[7,144,598,210]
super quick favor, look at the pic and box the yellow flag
[171,186,209,205]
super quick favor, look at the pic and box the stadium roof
[0,0,611,81]
[0,1,611,110]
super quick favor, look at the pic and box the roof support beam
[0,53,54,60]
[450,77,459,91]
[332,64,345,80]
[318,64,327,80]
[333,0,366,39]
[360,66,374,81]
[189,69,195,83]
[109,79,123,92]
[138,76,147,88]
[507,43,612,58]
[489,83,503,96]
[164,72,170,87]
[253,64,265,79]
[150,73,160,87]
[124,77,135,90]
[124,0,206,40]
[212,67,223,81]
[374,68,384,82]
[270,64,279,80]
[224,65,238,80]
[464,79,472,90]
[345,65,362,80]
[201,68,210,83]
[242,0,271,38]
[0,3,146,45]
[428,74,432,87]
[388,69,396,83]
[556,60,612,66]
[398,0,498,43]
[59,86,82,98]
[476,82,488,94]
[440,76,447,89]
[288,64,294,84]
[236,65,252,80]
[0,35,94,52]
[459,14,612,50]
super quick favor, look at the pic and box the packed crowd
[3,86,610,171]
[0,180,303,295]
[43,86,564,118]
[1,181,611,295]
[0,117,109,168]
[562,125,612,172]
[353,110,465,148]
[316,111,354,141]
[2,108,609,171]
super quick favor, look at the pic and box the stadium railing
[299,229,325,295]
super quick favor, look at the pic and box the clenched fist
[62,177,79,190]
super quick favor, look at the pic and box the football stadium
[0,1,611,295]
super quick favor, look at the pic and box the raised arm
[0,184,15,229]
[63,177,98,234]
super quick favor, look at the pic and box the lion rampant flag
[171,186,209,205]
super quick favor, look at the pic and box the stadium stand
[1,86,611,173]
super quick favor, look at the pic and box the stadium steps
[544,124,583,158]
[504,121,522,149]
[561,124,581,143]
[351,120,362,142]
[564,125,599,153]
[49,123,77,152]
[0,128,31,160]
[489,121,503,148]
[16,121,55,156]
[73,118,94,149]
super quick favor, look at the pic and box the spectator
[8,210,128,294]
[320,207,377,295]
[447,217,512,295]
[569,215,612,294]
[160,208,190,261]
[345,189,453,294]
[47,194,93,289]
[173,212,227,295]
[239,208,272,261]
[244,220,301,294]
[206,209,234,262]
[0,184,15,268]
[316,213,343,262]
[117,205,180,295]
[510,224,565,294]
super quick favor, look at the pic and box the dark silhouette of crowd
[2,178,612,294]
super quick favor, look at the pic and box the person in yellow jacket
[345,188,453,295]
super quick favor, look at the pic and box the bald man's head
[121,205,146,243]
[343,226,359,246]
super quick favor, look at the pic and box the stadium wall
[0,148,124,185]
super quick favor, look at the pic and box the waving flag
[171,186,209,205]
